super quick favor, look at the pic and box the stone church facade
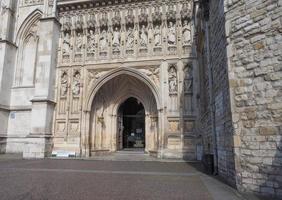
[0,0,281,198]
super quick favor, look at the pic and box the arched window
[14,10,42,87]
[20,34,38,86]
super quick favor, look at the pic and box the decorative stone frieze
[57,1,193,64]
[21,0,44,6]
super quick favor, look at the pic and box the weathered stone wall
[208,0,236,186]
[195,0,236,186]
[225,0,282,198]
[195,7,213,156]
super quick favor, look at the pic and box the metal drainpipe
[204,8,218,175]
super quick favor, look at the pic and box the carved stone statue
[168,66,178,93]
[62,32,71,55]
[100,30,108,51]
[112,27,120,49]
[154,25,161,46]
[168,22,176,45]
[60,72,68,96]
[76,32,83,52]
[72,72,81,96]
[184,65,193,92]
[140,25,148,47]
[182,20,191,45]
[87,29,96,53]
[126,27,134,48]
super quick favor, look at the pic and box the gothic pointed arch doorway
[85,69,160,157]
[117,97,146,150]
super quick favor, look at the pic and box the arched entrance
[84,69,160,157]
[118,97,145,150]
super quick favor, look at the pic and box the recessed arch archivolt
[85,67,161,112]
[86,69,160,154]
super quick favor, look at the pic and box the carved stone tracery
[57,1,193,63]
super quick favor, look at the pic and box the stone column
[23,15,61,158]
[0,0,17,153]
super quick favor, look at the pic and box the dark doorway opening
[119,97,145,150]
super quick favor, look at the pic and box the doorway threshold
[120,148,145,152]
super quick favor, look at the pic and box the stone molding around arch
[86,70,160,156]
[85,67,162,112]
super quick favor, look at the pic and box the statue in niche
[126,27,134,48]
[140,25,148,47]
[168,21,176,45]
[99,29,108,51]
[60,72,68,97]
[112,27,120,49]
[154,25,162,47]
[184,65,193,92]
[87,29,96,53]
[62,32,71,55]
[76,32,83,52]
[182,20,191,45]
[168,66,178,93]
[72,72,81,96]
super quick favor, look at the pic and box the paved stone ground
[0,154,252,200]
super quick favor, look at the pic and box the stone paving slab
[0,159,249,200]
